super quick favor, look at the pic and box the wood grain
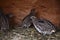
[0,0,60,29]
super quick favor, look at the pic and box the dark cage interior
[0,0,60,40]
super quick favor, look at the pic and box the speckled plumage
[30,16,56,35]
[21,9,36,28]
[0,8,9,32]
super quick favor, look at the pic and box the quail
[30,16,56,35]
[0,8,9,32]
[21,8,36,28]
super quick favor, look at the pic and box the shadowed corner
[0,8,14,33]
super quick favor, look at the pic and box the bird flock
[0,8,56,35]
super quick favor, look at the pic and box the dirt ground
[0,26,60,40]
